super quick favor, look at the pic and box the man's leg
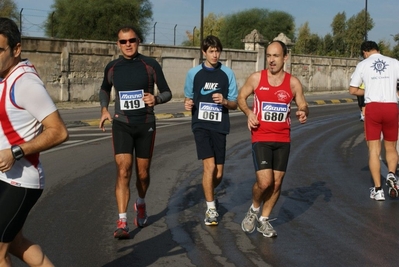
[115,153,133,214]
[385,140,398,173]
[8,231,53,267]
[367,140,382,187]
[135,157,151,198]
[134,157,151,227]
[260,170,285,217]
[202,157,217,202]
[0,241,11,267]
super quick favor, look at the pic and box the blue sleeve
[184,65,201,98]
[221,65,238,101]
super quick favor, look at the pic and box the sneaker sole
[257,228,277,238]
[204,221,218,226]
[114,229,130,239]
[388,187,399,198]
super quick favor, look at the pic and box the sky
[14,0,399,47]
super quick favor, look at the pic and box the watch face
[11,145,24,160]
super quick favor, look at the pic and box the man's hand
[143,92,156,107]
[185,98,194,111]
[212,93,225,105]
[0,149,15,173]
[296,110,307,124]
[247,112,259,131]
[99,109,112,132]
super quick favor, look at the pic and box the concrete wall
[20,37,358,102]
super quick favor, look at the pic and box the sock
[136,197,145,204]
[119,213,127,221]
[375,187,382,191]
[206,201,216,210]
[250,204,260,213]
[259,216,269,221]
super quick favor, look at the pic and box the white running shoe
[369,187,385,201]
[386,173,399,198]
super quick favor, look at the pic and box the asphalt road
[13,97,399,267]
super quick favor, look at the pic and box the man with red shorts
[350,41,399,200]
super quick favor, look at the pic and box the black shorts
[112,120,156,158]
[193,128,227,164]
[252,142,290,171]
[0,181,43,242]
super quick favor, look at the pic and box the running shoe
[257,218,277,238]
[386,173,399,198]
[114,219,130,239]
[204,208,219,226]
[134,201,148,228]
[241,207,259,233]
[369,187,385,201]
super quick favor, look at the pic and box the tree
[218,8,295,49]
[345,10,374,58]
[182,12,225,47]
[0,0,19,23]
[330,12,346,56]
[44,0,152,41]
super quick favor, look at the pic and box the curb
[64,98,356,128]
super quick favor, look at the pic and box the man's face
[266,42,287,75]
[0,35,18,79]
[117,29,139,59]
[203,46,221,67]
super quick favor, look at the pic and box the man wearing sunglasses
[99,25,172,239]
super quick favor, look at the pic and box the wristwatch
[11,145,24,160]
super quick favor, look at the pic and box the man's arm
[291,76,308,124]
[0,111,68,173]
[238,72,260,130]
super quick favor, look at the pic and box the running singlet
[252,70,293,143]
[0,60,57,189]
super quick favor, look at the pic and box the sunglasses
[118,38,138,44]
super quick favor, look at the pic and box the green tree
[182,12,225,47]
[392,33,399,59]
[292,22,311,54]
[44,0,152,41]
[330,12,346,56]
[0,0,19,23]
[345,10,374,58]
[218,8,295,49]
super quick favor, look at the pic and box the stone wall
[20,37,358,102]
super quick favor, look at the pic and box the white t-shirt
[0,60,57,189]
[350,53,399,103]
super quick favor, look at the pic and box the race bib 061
[198,102,223,122]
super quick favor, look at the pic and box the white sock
[119,213,127,221]
[259,216,269,221]
[250,204,260,213]
[206,201,216,210]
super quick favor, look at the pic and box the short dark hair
[116,25,143,42]
[201,35,223,52]
[361,41,379,53]
[268,40,288,56]
[0,17,21,52]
